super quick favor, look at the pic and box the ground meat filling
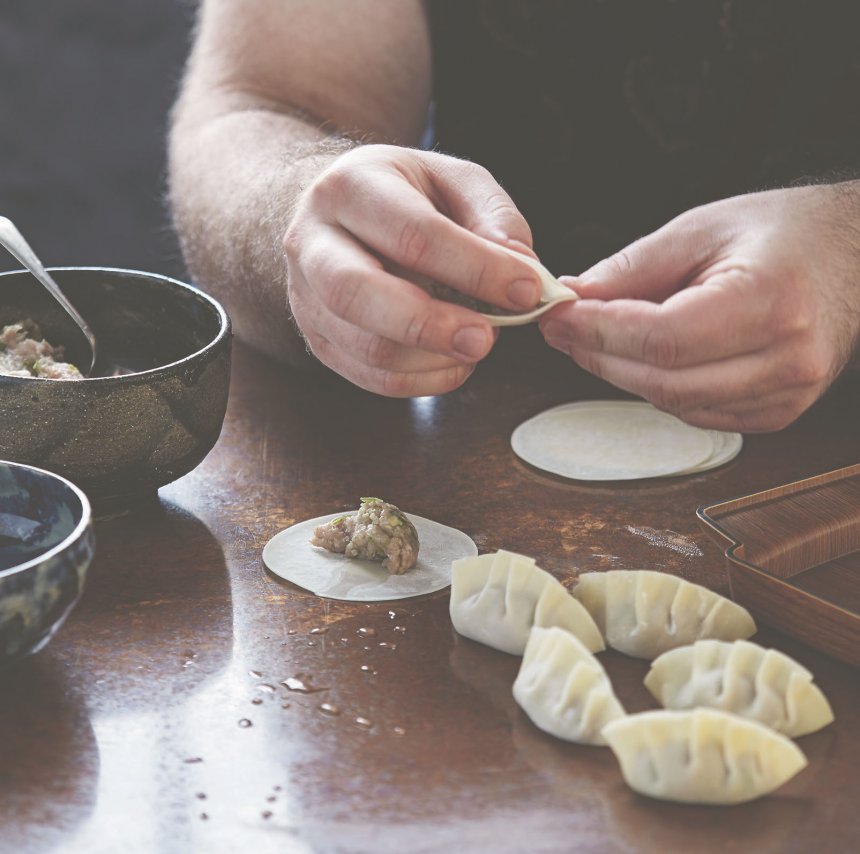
[310,498,420,575]
[0,320,81,379]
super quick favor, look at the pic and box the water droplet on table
[238,718,253,728]
[318,703,340,716]
[353,716,373,729]
[282,676,327,694]
[357,627,377,638]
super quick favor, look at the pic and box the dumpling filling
[310,497,419,575]
[0,320,81,379]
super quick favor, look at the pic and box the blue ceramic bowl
[0,460,94,666]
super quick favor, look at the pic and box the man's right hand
[284,145,543,396]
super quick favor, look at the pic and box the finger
[415,152,534,248]
[331,171,543,311]
[303,327,476,397]
[540,267,782,369]
[680,385,823,433]
[574,209,729,302]
[547,336,820,416]
[298,224,496,361]
[289,272,466,373]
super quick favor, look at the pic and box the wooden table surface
[2,329,858,854]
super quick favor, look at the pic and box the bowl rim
[0,460,92,579]
[0,266,231,384]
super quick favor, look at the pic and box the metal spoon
[0,215,97,375]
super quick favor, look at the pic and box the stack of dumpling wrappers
[449,552,834,805]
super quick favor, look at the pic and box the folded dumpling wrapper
[479,243,578,326]
[602,708,807,805]
[645,639,834,737]
[514,626,625,745]
[450,550,604,655]
[573,570,756,660]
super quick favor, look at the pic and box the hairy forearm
[168,97,356,365]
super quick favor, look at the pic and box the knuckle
[303,329,331,363]
[325,273,362,320]
[776,349,830,389]
[443,364,473,393]
[310,163,359,214]
[464,255,491,296]
[364,334,396,369]
[644,372,684,415]
[282,221,303,259]
[380,369,416,398]
[402,309,433,350]
[769,284,814,337]
[395,218,432,269]
[640,319,680,368]
[604,248,635,279]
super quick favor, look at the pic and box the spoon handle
[0,216,97,375]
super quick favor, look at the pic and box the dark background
[0,1,196,278]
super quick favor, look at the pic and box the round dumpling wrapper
[263,512,477,602]
[511,400,716,481]
[670,429,743,476]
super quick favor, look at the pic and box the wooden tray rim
[697,462,860,623]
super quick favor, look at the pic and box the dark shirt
[428,0,860,273]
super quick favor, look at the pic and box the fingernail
[453,326,489,359]
[507,278,539,309]
[542,321,569,340]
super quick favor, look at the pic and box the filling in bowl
[0,320,81,379]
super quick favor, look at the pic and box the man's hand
[285,145,544,396]
[540,184,860,432]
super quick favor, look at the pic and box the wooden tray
[698,463,860,668]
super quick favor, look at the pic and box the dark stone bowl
[0,268,231,510]
[0,460,94,666]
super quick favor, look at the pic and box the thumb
[577,217,708,302]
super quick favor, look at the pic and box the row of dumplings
[449,551,834,805]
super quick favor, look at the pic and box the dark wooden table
[2,329,858,854]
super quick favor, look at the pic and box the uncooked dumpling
[602,708,807,805]
[572,570,756,660]
[450,550,604,655]
[513,626,625,745]
[644,639,834,737]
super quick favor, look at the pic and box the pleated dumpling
[513,626,625,745]
[572,570,755,660]
[602,709,807,805]
[644,639,834,737]
[450,550,604,655]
